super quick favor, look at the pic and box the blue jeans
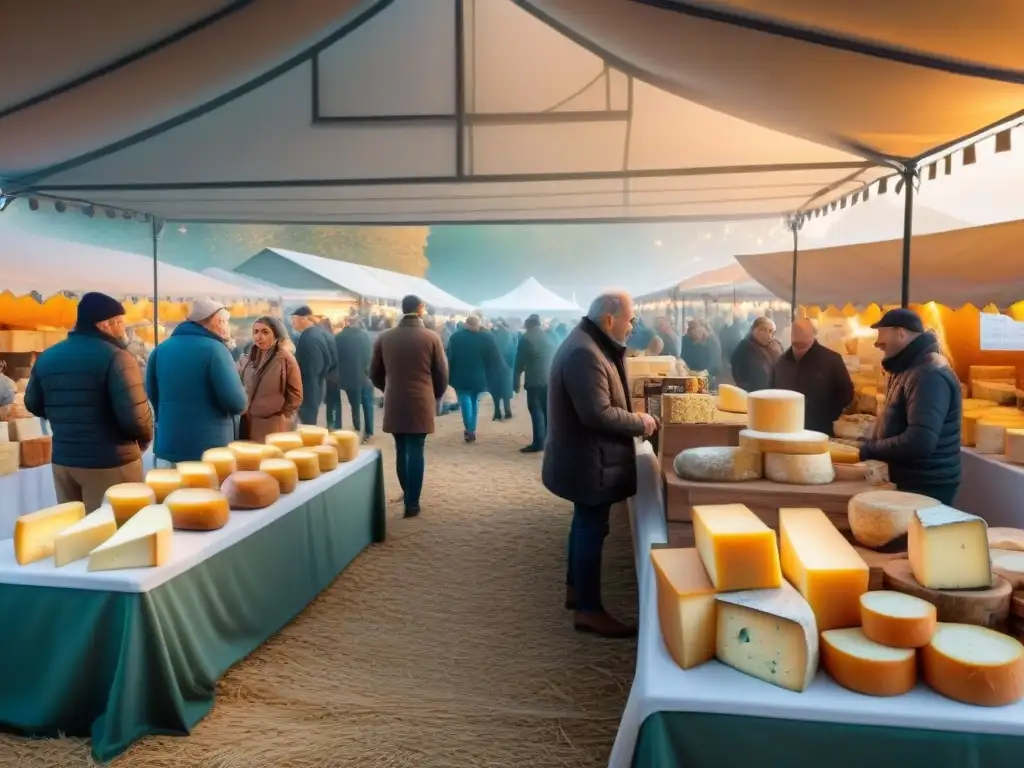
[345,388,375,435]
[394,433,426,510]
[526,385,547,448]
[457,390,481,433]
[324,386,342,430]
[566,503,611,612]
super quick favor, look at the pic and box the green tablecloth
[0,455,385,763]
[632,712,1022,768]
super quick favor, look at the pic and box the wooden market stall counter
[0,449,386,763]
[957,448,1024,529]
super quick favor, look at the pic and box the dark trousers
[492,393,512,419]
[566,502,611,612]
[394,433,427,510]
[525,384,548,448]
[324,386,342,430]
[345,387,375,435]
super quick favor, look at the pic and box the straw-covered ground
[0,394,638,767]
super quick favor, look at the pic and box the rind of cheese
[53,506,117,566]
[764,452,835,485]
[973,380,1017,406]
[717,383,747,414]
[105,482,158,526]
[715,580,818,693]
[651,548,718,670]
[860,590,937,648]
[297,425,329,447]
[1006,430,1024,464]
[228,441,267,471]
[962,407,1018,447]
[828,442,860,464]
[265,432,305,452]
[673,447,762,483]
[662,393,715,425]
[221,471,281,510]
[848,490,940,549]
[311,444,339,471]
[974,418,1024,454]
[739,428,829,455]
[693,504,782,591]
[88,504,172,572]
[331,430,361,462]
[201,447,237,484]
[780,508,868,630]
[14,501,87,565]
[989,527,1024,552]
[285,449,322,481]
[144,469,183,504]
[175,461,220,490]
[909,506,992,590]
[922,623,1024,707]
[259,458,299,494]
[164,488,231,531]
[821,628,916,697]
[992,550,1024,590]
[746,389,804,434]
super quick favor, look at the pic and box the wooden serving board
[882,559,1012,629]
[854,546,907,591]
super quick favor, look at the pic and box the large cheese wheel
[201,447,237,484]
[821,628,916,697]
[717,383,747,414]
[164,488,230,531]
[673,447,762,482]
[259,458,299,493]
[228,441,266,471]
[330,430,360,462]
[860,590,936,648]
[848,490,939,548]
[992,550,1024,589]
[144,469,183,503]
[297,425,329,447]
[922,623,1024,706]
[989,527,1024,552]
[1006,429,1024,464]
[746,389,804,433]
[221,471,280,509]
[975,418,1024,454]
[321,434,342,458]
[738,428,829,455]
[105,482,157,526]
[175,461,220,490]
[764,452,834,485]
[285,449,322,480]
[311,444,339,471]
[266,432,304,452]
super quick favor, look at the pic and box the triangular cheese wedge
[88,505,172,572]
[54,506,117,566]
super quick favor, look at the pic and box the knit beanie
[76,292,126,330]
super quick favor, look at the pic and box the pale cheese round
[164,488,230,531]
[311,444,340,472]
[1005,429,1024,464]
[989,527,1024,552]
[673,447,762,483]
[144,469,183,504]
[962,408,1016,447]
[297,425,329,447]
[201,448,237,484]
[105,483,157,527]
[848,490,940,549]
[739,428,829,455]
[716,383,747,414]
[922,624,1024,707]
[974,418,1024,455]
[992,549,1024,589]
[221,471,281,510]
[285,449,322,481]
[259,458,299,494]
[265,432,304,452]
[860,590,936,648]
[228,441,267,471]
[763,452,834,485]
[747,389,804,434]
[330,430,361,462]
[175,461,220,490]
[821,627,916,697]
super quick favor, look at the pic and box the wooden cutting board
[854,546,907,591]
[882,559,1012,629]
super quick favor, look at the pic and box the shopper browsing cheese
[729,317,780,392]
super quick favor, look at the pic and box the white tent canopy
[4,1,1022,224]
[200,267,349,303]
[479,277,581,313]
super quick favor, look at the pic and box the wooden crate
[658,422,743,475]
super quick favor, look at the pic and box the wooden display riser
[658,423,744,475]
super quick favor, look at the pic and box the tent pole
[787,214,803,321]
[899,162,917,308]
[151,217,164,343]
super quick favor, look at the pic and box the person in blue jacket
[146,298,249,465]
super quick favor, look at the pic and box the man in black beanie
[25,291,154,511]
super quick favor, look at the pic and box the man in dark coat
[730,316,780,391]
[655,316,680,358]
[26,292,153,511]
[544,292,657,638]
[513,314,555,453]
[488,320,515,421]
[335,315,375,438]
[448,316,503,443]
[291,305,337,426]
[370,295,449,517]
[859,309,962,504]
[772,318,854,436]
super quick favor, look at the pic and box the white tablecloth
[608,443,1024,768]
[0,449,379,593]
[955,448,1024,527]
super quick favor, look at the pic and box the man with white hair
[772,317,853,435]
[543,290,657,638]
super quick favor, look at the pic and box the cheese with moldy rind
[53,506,117,566]
[746,389,804,434]
[311,444,339,471]
[972,380,1018,406]
[739,428,829,455]
[297,425,329,447]
[201,447,237,484]
[651,548,718,670]
[715,580,818,693]
[860,590,937,648]
[105,482,157,527]
[922,623,1024,707]
[821,628,916,697]
[693,504,781,591]
[1006,430,1024,464]
[908,506,992,590]
[717,383,747,414]
[330,430,361,462]
[228,441,266,471]
[259,458,299,494]
[265,432,304,452]
[144,469,182,503]
[175,461,220,490]
[848,489,940,549]
[285,449,321,481]
[88,504,172,571]
[15,501,87,565]
[764,452,835,485]
[673,447,762,483]
[164,488,230,531]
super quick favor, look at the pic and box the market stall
[478,277,581,316]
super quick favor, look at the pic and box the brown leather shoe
[565,586,576,610]
[573,610,637,638]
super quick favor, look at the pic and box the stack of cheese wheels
[738,390,834,485]
[330,430,361,462]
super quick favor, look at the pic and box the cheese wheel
[860,590,937,648]
[821,628,916,697]
[311,444,339,471]
[746,389,804,433]
[175,461,220,490]
[992,550,1024,589]
[962,408,1016,447]
[228,441,266,471]
[321,434,343,458]
[764,452,834,485]
[266,432,304,452]
[739,428,829,455]
[14,501,87,565]
[717,383,747,413]
[673,447,762,482]
[164,488,230,531]
[922,623,1024,706]
[105,482,158,526]
[975,418,1024,454]
[261,444,285,460]
[220,471,281,510]
[201,447,237,484]
[828,441,860,464]
[259,458,299,493]
[989,527,1024,552]
[297,425,329,447]
[285,449,322,480]
[144,469,183,504]
[330,430,360,462]
[848,490,939,549]
[1006,429,1024,464]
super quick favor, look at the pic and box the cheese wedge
[175,461,220,490]
[144,469,182,503]
[331,430,361,462]
[228,441,266,471]
[860,590,937,648]
[221,471,281,510]
[922,623,1024,707]
[780,508,868,630]
[201,447,237,484]
[693,504,782,591]
[164,488,230,531]
[717,383,747,414]
[311,444,339,471]
[53,506,118,566]
[828,442,860,464]
[260,458,299,494]
[739,428,829,455]
[908,506,992,590]
[297,425,329,447]
[105,482,157,526]
[14,502,87,565]
[88,504,172,571]
[989,527,1024,552]
[764,452,835,485]
[673,447,762,482]
[285,449,322,481]
[746,389,804,433]
[266,432,304,452]
[848,490,939,549]
[821,628,916,697]
[651,548,718,670]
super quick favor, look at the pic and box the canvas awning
[4,1,1021,225]
[479,277,581,313]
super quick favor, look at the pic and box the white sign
[979,313,1024,351]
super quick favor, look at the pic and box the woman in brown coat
[238,316,303,443]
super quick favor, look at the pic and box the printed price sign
[980,313,1024,351]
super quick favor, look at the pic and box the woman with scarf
[238,316,303,443]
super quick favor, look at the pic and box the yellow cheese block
[693,503,782,591]
[662,393,715,425]
[738,428,829,455]
[164,488,230,531]
[285,449,322,481]
[175,461,220,490]
[221,471,281,510]
[922,624,1024,707]
[265,432,304,452]
[860,590,937,648]
[53,506,118,566]
[1006,429,1024,464]
[330,430,361,462]
[228,441,267,471]
[746,389,804,433]
[145,469,183,503]
[828,441,861,464]
[311,444,339,471]
[975,418,1024,454]
[88,504,172,571]
[259,458,299,494]
[297,425,329,447]
[717,383,747,414]
[14,501,87,565]
[908,506,992,590]
[673,447,762,482]
[821,628,916,697]
[105,482,157,526]
[780,508,868,630]
[848,489,940,548]
[201,447,237,484]
[764,452,835,485]
[651,548,718,670]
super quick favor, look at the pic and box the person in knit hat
[25,292,154,511]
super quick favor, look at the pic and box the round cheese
[739,428,829,455]
[175,461,220,490]
[228,441,267,471]
[144,469,183,504]
[261,444,285,459]
[260,458,299,494]
[747,389,804,434]
[220,471,281,510]
[975,418,1024,454]
[311,444,339,472]
[1006,429,1024,464]
[297,425,329,447]
[989,527,1024,552]
[828,441,861,464]
[330,430,361,462]
[992,550,1024,589]
[673,447,762,482]
[164,488,230,531]
[860,590,937,648]
[285,449,322,481]
[265,432,304,452]
[321,434,342,458]
[848,490,940,548]
[821,627,916,697]
[962,407,1016,447]
[763,452,834,485]
[716,383,747,414]
[104,483,157,527]
[922,623,1024,707]
[201,447,237,484]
